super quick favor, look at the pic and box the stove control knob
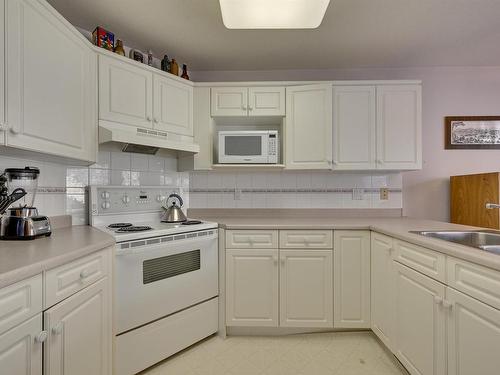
[101,191,110,199]
[156,195,166,203]
[101,201,111,209]
[122,195,131,204]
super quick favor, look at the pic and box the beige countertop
[0,225,115,289]
[195,215,500,272]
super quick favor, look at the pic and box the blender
[0,167,52,240]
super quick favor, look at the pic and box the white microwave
[218,130,279,164]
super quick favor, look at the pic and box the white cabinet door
[376,85,422,170]
[285,84,332,169]
[394,262,446,375]
[248,87,285,116]
[44,278,111,375]
[211,87,248,117]
[371,232,395,350]
[226,249,279,327]
[153,74,193,136]
[332,86,376,170]
[99,55,153,129]
[280,249,333,328]
[0,0,5,143]
[0,314,43,375]
[447,287,500,375]
[6,0,97,163]
[333,231,371,328]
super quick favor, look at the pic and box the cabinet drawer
[393,240,446,282]
[279,230,333,249]
[447,257,500,310]
[226,230,278,249]
[0,274,42,335]
[45,249,110,308]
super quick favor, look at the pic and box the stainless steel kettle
[161,193,187,223]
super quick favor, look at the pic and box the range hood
[99,123,200,155]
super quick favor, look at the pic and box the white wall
[192,66,500,221]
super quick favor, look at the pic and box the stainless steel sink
[409,230,500,255]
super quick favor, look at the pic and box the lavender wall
[192,66,500,222]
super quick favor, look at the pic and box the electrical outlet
[234,188,242,200]
[352,188,364,200]
[380,188,389,200]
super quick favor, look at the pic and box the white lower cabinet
[394,262,446,375]
[0,314,43,375]
[44,277,111,375]
[333,231,370,328]
[280,249,333,328]
[225,249,279,327]
[447,287,500,375]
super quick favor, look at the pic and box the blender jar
[4,167,40,208]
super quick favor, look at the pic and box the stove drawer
[45,248,111,308]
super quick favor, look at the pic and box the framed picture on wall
[445,116,500,149]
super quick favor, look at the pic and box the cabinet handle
[154,118,159,123]
[52,322,64,335]
[147,116,152,122]
[10,124,20,134]
[280,257,285,265]
[242,105,247,111]
[377,159,383,164]
[248,106,253,111]
[35,330,48,343]
[80,269,91,280]
[433,296,443,305]
[0,122,4,131]
[442,300,453,310]
[273,256,278,265]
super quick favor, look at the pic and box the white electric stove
[90,186,219,375]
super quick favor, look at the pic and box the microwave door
[220,134,268,163]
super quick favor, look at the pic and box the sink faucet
[486,203,500,209]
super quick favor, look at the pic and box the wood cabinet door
[248,87,285,116]
[99,55,153,129]
[371,232,395,350]
[211,87,248,117]
[153,74,193,136]
[6,0,97,163]
[394,262,446,375]
[280,249,333,328]
[376,85,422,170]
[285,84,333,169]
[0,314,42,375]
[334,231,371,328]
[44,278,111,375]
[447,287,500,375]
[226,249,279,327]
[332,86,376,170]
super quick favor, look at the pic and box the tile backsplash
[0,151,188,225]
[189,171,402,209]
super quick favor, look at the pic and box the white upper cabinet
[211,86,285,117]
[211,87,248,117]
[0,0,5,143]
[285,84,333,169]
[99,55,153,129]
[376,85,422,170]
[153,74,193,136]
[6,0,97,163]
[332,86,376,170]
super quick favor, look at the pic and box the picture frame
[445,116,500,149]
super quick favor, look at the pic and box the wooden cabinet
[285,84,333,169]
[153,74,193,136]
[99,55,153,129]
[376,85,422,170]
[447,287,500,375]
[211,86,285,117]
[393,262,446,375]
[333,231,370,328]
[44,277,111,375]
[332,86,376,170]
[0,315,43,375]
[279,249,333,328]
[225,249,279,327]
[370,232,395,350]
[6,0,97,163]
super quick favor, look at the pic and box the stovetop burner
[108,223,133,229]
[116,226,153,233]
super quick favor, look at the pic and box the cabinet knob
[154,118,159,123]
[273,256,278,265]
[80,269,91,280]
[242,106,247,111]
[442,300,453,310]
[433,296,443,305]
[35,331,48,343]
[248,106,253,111]
[52,322,64,335]
[280,257,285,265]
[9,125,20,134]
[147,116,152,122]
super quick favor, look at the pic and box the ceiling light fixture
[219,0,331,29]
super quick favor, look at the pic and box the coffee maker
[0,167,52,240]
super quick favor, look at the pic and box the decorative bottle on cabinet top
[170,59,179,76]
[161,55,171,72]
[181,64,190,80]
[114,39,125,56]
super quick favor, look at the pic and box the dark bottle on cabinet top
[161,55,171,72]
[181,64,189,80]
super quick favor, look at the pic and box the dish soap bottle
[181,64,190,80]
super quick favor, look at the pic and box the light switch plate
[380,188,389,200]
[352,188,364,200]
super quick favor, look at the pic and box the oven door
[219,132,269,163]
[115,230,218,334]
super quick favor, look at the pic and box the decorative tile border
[188,188,402,194]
